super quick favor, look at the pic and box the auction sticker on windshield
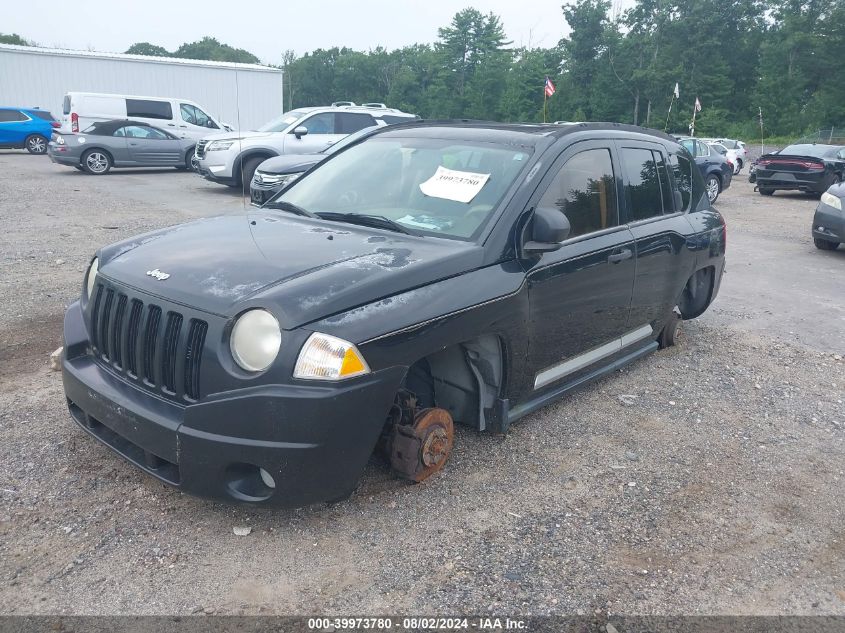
[419,166,491,203]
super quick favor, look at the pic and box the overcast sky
[7,0,634,63]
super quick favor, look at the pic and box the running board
[507,340,658,425]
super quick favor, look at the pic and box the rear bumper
[61,301,405,507]
[47,147,78,166]
[756,170,832,193]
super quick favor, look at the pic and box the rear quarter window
[30,110,55,121]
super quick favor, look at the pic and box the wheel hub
[388,407,454,482]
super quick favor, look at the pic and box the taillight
[50,121,61,129]
[803,161,824,170]
[757,159,770,167]
[71,112,78,132]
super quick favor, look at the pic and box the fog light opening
[224,463,276,501]
[259,468,276,489]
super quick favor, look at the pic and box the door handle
[167,123,175,126]
[607,248,632,264]
[179,125,187,128]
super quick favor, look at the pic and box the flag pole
[543,91,547,124]
[690,103,697,137]
[759,107,764,156]
[664,94,674,132]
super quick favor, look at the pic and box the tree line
[5,0,844,138]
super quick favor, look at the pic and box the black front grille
[195,140,207,158]
[89,282,207,402]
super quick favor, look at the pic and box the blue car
[0,107,58,154]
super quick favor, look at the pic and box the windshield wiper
[317,212,416,235]
[263,200,317,218]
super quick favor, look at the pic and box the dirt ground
[0,152,843,617]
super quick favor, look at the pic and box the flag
[694,97,702,112]
[544,76,556,98]
[673,83,680,99]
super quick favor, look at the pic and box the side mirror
[293,126,308,139]
[524,206,570,255]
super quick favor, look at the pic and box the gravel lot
[0,151,843,617]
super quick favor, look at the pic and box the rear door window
[337,112,377,134]
[670,153,693,212]
[537,147,619,239]
[620,147,665,221]
[0,110,29,122]
[126,99,173,120]
[63,96,71,115]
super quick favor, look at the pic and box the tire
[81,149,112,175]
[759,188,774,196]
[814,237,840,251]
[73,165,84,171]
[658,312,682,349]
[705,174,721,204]
[174,148,198,171]
[25,134,48,154]
[241,157,264,190]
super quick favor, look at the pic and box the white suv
[195,103,418,188]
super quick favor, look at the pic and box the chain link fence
[795,128,845,145]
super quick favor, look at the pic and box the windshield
[256,110,309,133]
[780,144,837,158]
[278,136,532,240]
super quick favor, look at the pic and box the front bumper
[249,180,286,206]
[61,301,405,507]
[812,201,844,243]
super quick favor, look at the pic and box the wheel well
[678,266,715,320]
[235,151,275,179]
[403,335,504,431]
[81,146,114,164]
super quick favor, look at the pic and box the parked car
[812,181,845,250]
[754,143,845,196]
[62,121,726,508]
[195,102,418,189]
[678,137,733,203]
[708,138,749,171]
[60,92,231,140]
[250,125,381,205]
[0,107,59,154]
[48,120,198,174]
[707,141,741,175]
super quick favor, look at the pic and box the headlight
[85,257,99,299]
[206,140,235,151]
[821,191,842,211]
[294,333,370,381]
[230,309,281,372]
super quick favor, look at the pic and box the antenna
[235,69,246,212]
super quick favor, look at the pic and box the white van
[60,92,233,139]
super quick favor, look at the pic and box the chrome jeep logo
[146,269,170,281]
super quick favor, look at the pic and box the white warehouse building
[0,44,284,130]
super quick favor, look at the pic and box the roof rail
[331,101,357,107]
[361,102,387,109]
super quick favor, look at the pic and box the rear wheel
[25,134,48,154]
[81,149,111,175]
[658,311,682,349]
[705,174,721,204]
[814,237,840,251]
[759,187,774,196]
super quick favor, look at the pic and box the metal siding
[0,48,282,130]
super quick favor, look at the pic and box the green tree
[125,42,171,56]
[0,32,35,46]
[174,37,260,64]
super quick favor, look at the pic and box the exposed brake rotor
[389,407,454,483]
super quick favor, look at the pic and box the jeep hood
[257,154,324,174]
[97,214,483,328]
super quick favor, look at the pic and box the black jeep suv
[62,121,726,508]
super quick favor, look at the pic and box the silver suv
[195,102,418,188]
